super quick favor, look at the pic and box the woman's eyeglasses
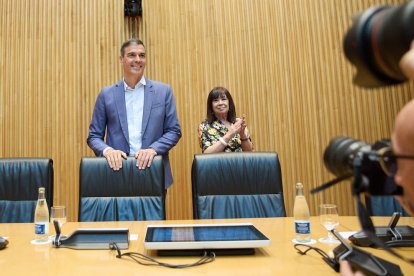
[377,147,414,176]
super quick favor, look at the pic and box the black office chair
[192,152,286,219]
[0,158,54,223]
[79,156,165,221]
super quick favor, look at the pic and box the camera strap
[312,155,413,265]
[353,174,414,265]
[310,173,353,194]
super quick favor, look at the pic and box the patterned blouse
[198,119,248,152]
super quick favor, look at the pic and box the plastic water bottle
[293,182,311,243]
[34,187,49,242]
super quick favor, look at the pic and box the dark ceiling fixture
[124,0,142,17]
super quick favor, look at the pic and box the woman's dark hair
[206,87,237,124]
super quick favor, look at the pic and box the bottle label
[35,222,48,235]
[295,220,310,234]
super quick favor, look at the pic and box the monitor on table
[144,223,271,256]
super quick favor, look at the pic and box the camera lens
[323,137,402,195]
[323,137,369,176]
[343,1,414,87]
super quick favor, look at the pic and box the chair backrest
[191,152,286,219]
[79,156,165,221]
[366,195,409,217]
[0,158,54,223]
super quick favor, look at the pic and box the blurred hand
[400,41,414,81]
[340,261,365,276]
[104,149,127,171]
[134,148,157,169]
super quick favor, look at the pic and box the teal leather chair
[366,195,409,217]
[79,156,165,221]
[192,152,286,219]
[0,158,54,223]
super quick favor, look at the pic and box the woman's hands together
[228,115,247,138]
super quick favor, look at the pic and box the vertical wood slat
[0,0,412,221]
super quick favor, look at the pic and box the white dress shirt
[124,77,146,156]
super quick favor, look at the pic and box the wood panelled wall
[1,0,413,221]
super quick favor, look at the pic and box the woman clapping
[198,87,253,153]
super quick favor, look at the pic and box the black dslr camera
[344,0,414,88]
[323,136,402,196]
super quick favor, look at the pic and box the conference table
[0,216,413,275]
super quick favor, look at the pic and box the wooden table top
[0,216,413,275]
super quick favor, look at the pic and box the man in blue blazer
[87,39,182,189]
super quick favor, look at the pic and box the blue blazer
[87,79,182,188]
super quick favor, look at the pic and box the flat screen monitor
[144,223,270,250]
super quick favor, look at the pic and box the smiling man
[87,39,182,189]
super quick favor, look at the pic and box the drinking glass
[50,206,66,233]
[319,204,340,244]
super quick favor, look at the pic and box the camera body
[344,1,414,88]
[323,137,402,196]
